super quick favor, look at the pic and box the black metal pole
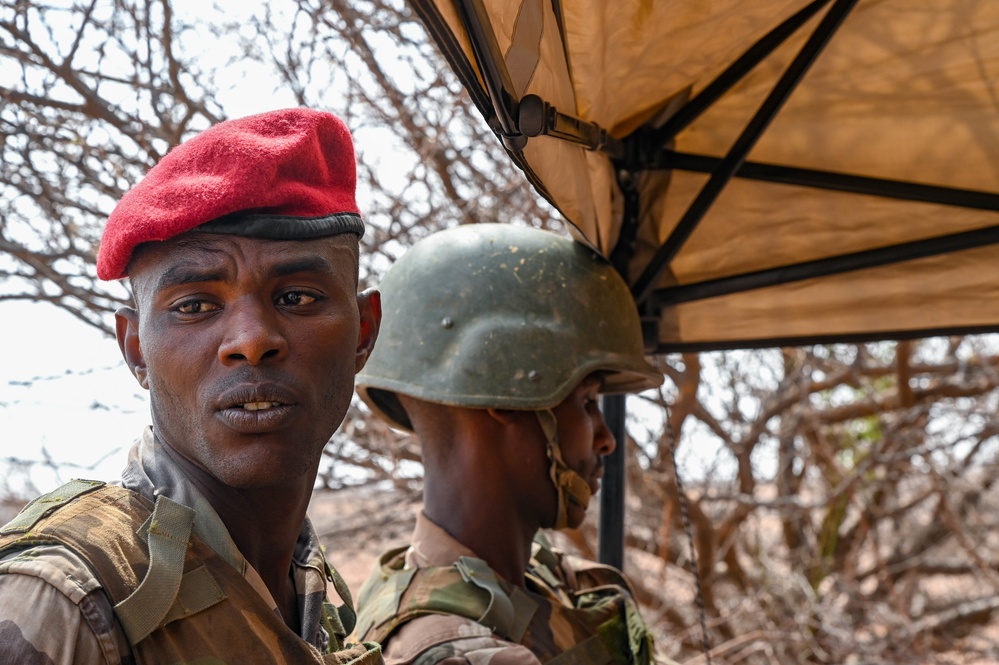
[599,393,627,569]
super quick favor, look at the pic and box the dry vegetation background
[3,1,999,663]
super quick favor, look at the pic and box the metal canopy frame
[412,0,999,567]
[628,0,861,303]
[422,0,999,352]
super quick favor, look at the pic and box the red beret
[97,108,364,280]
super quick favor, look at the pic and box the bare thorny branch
[618,342,999,662]
[1,0,224,334]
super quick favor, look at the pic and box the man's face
[116,233,379,490]
[550,374,616,529]
[507,374,615,530]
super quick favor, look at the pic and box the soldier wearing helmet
[352,223,663,664]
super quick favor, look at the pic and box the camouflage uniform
[353,513,654,665]
[0,427,382,664]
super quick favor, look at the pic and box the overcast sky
[1,301,149,495]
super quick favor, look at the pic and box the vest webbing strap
[162,565,226,626]
[114,494,195,644]
[327,559,359,636]
[0,479,105,534]
[353,547,415,641]
[455,556,536,642]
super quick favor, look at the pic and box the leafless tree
[0,0,556,331]
[0,0,228,331]
[579,338,999,664]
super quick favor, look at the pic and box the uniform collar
[405,511,480,569]
[119,427,333,648]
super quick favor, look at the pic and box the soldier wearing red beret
[0,109,384,664]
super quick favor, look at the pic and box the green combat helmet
[356,223,664,528]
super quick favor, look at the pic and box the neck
[209,483,311,581]
[216,484,309,634]
[424,488,537,587]
[159,441,312,628]
[422,423,541,588]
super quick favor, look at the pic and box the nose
[218,298,289,366]
[593,408,617,457]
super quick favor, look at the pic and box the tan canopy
[411,0,999,351]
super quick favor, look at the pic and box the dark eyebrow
[271,256,336,278]
[154,264,228,293]
[151,255,337,294]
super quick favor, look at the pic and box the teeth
[242,402,281,411]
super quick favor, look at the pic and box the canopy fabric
[411,0,999,351]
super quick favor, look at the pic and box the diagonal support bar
[649,0,832,146]
[630,0,859,305]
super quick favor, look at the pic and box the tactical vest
[354,539,653,665]
[0,479,382,665]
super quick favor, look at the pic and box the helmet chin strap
[536,409,592,530]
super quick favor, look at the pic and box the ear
[115,306,149,390]
[354,289,382,373]
[485,407,519,427]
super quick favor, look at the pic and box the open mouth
[218,400,294,433]
[215,385,298,432]
[240,401,284,411]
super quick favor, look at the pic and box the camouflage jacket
[0,427,382,665]
[352,513,654,665]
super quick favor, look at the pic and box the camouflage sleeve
[0,545,132,664]
[382,614,542,665]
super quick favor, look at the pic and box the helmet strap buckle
[536,409,592,531]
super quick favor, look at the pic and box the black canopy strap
[653,223,999,307]
[411,0,558,204]
[410,0,493,126]
[454,0,527,150]
[517,94,625,157]
[629,0,859,305]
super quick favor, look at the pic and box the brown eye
[278,291,319,307]
[175,300,219,314]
